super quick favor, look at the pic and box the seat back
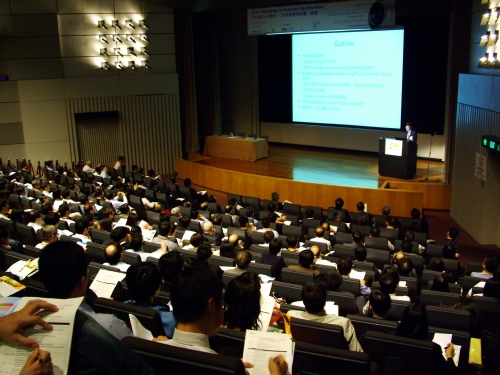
[291,317,346,349]
[281,268,315,286]
[363,331,435,375]
[15,223,39,246]
[221,215,234,228]
[327,291,357,316]
[247,262,272,276]
[337,277,360,296]
[87,261,120,277]
[348,314,398,337]
[401,252,424,276]
[93,298,166,337]
[420,289,460,307]
[271,280,303,303]
[86,242,107,264]
[366,248,390,270]
[332,245,355,258]
[472,295,500,333]
[244,196,261,215]
[129,195,147,220]
[334,232,352,245]
[441,258,459,281]
[327,208,348,222]
[146,211,161,225]
[210,255,235,268]
[364,237,389,250]
[394,240,419,253]
[227,227,246,241]
[249,231,265,244]
[378,227,399,244]
[89,228,111,244]
[283,203,301,217]
[122,251,141,265]
[282,225,304,241]
[351,224,371,236]
[304,240,328,254]
[425,243,443,265]
[386,300,411,321]
[4,251,33,268]
[122,336,246,375]
[426,305,470,332]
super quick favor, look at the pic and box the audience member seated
[125,262,176,338]
[36,225,58,249]
[260,238,287,279]
[310,226,331,251]
[225,250,252,276]
[0,226,23,254]
[103,241,130,272]
[223,272,262,331]
[152,221,177,250]
[369,227,394,251]
[431,274,449,293]
[183,232,204,250]
[257,218,278,238]
[397,257,417,278]
[158,250,184,293]
[287,280,363,352]
[337,256,371,298]
[27,210,43,232]
[365,290,391,319]
[219,240,236,259]
[72,218,92,243]
[288,249,320,276]
[470,254,498,279]
[163,266,226,354]
[286,236,299,252]
[428,257,445,272]
[197,243,223,278]
[39,241,133,339]
[396,303,457,375]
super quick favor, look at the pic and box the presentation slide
[292,29,404,129]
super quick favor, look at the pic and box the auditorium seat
[94,298,166,338]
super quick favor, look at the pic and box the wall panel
[10,0,57,14]
[0,81,19,102]
[0,102,21,123]
[66,94,181,173]
[56,0,114,14]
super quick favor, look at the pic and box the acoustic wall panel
[20,99,68,143]
[10,0,58,15]
[0,102,21,123]
[9,15,59,36]
[57,0,114,15]
[0,123,24,144]
[17,79,65,102]
[115,0,173,14]
[0,37,61,59]
[13,58,64,80]
[0,81,19,102]
[0,0,9,14]
[66,94,181,174]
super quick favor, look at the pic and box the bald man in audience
[310,226,331,251]
[103,241,130,272]
[225,250,252,275]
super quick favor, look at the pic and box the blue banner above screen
[292,29,404,129]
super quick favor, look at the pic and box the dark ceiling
[148,0,455,15]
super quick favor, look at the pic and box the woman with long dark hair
[223,272,261,331]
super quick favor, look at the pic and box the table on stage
[203,135,269,161]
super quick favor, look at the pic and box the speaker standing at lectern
[405,122,417,142]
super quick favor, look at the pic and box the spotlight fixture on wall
[114,47,123,57]
[113,35,122,43]
[489,8,499,25]
[479,31,490,47]
[139,19,148,29]
[485,52,497,68]
[115,61,123,70]
[125,20,135,29]
[127,47,137,56]
[129,61,136,69]
[140,47,149,55]
[142,60,151,69]
[112,20,122,29]
[478,53,489,68]
[493,53,500,69]
[140,34,148,42]
[481,11,491,26]
[100,48,109,57]
[488,30,499,46]
[101,62,110,70]
[127,34,136,43]
[99,35,108,44]
[98,20,108,30]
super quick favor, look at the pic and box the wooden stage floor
[193,143,445,189]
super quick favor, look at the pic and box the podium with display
[378,138,417,179]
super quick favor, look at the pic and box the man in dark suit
[405,122,417,142]
[260,238,287,279]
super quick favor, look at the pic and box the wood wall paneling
[175,158,424,217]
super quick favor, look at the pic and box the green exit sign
[482,135,500,152]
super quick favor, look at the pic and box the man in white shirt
[163,266,225,354]
[27,209,43,232]
[38,241,133,340]
[113,156,125,172]
[287,280,363,352]
[71,218,92,243]
[82,160,97,173]
[257,218,279,239]
[309,226,331,251]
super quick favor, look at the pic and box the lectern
[379,138,417,179]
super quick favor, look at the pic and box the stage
[193,143,445,189]
[176,143,450,215]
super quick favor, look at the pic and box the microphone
[244,128,252,138]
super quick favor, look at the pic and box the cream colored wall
[0,0,181,172]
